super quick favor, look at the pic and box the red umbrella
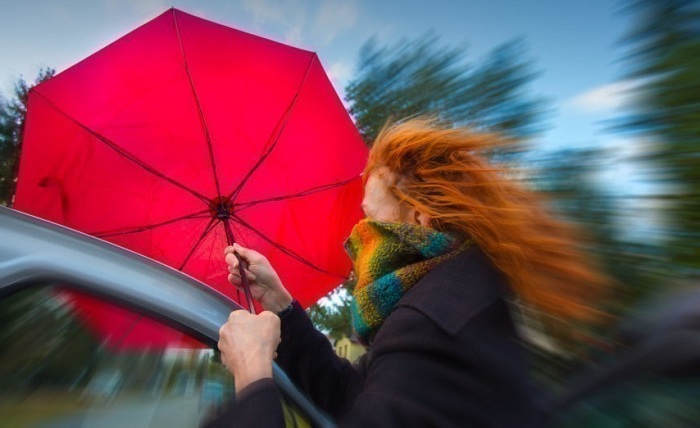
[14,9,367,345]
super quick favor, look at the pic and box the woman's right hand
[224,243,293,313]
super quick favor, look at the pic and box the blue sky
[1,0,635,154]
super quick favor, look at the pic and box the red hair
[366,118,609,322]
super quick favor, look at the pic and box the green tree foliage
[0,67,55,206]
[517,147,676,401]
[622,0,700,271]
[307,273,356,341]
[307,284,354,342]
[0,99,18,206]
[345,34,548,145]
[0,287,100,390]
[529,148,662,314]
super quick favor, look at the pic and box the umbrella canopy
[15,9,367,323]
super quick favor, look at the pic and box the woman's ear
[413,209,431,227]
[402,204,430,227]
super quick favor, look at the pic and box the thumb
[233,243,255,263]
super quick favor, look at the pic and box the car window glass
[0,284,309,428]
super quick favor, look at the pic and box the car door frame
[0,206,335,428]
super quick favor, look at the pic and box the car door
[0,207,334,428]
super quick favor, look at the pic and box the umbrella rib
[172,10,223,199]
[178,216,219,271]
[31,90,212,205]
[111,314,144,351]
[230,212,344,278]
[228,54,318,202]
[91,208,211,238]
[234,176,357,212]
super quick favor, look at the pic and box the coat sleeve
[275,300,366,419]
[200,378,285,428]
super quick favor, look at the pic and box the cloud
[242,0,307,45]
[242,0,295,23]
[108,0,168,18]
[325,61,352,100]
[566,80,639,114]
[602,135,658,161]
[240,0,360,47]
[327,61,352,84]
[312,0,359,45]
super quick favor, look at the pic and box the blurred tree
[0,67,55,206]
[622,0,700,272]
[0,99,16,206]
[307,277,355,342]
[529,148,662,314]
[345,35,548,144]
[526,148,664,368]
[0,287,101,390]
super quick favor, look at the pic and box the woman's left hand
[218,310,281,392]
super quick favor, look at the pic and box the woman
[214,118,607,427]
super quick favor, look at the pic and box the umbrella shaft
[235,252,257,314]
[223,219,256,314]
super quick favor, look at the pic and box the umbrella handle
[234,251,257,314]
[221,218,256,314]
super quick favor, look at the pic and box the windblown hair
[365,117,609,322]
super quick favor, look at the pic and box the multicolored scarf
[345,219,469,342]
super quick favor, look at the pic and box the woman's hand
[218,310,281,392]
[224,243,293,313]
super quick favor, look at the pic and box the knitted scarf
[345,219,468,342]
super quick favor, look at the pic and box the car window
[0,284,309,428]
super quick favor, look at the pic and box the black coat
[208,247,546,427]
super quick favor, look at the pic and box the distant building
[334,335,367,362]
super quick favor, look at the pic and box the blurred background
[2,0,700,426]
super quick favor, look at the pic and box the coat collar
[397,246,507,336]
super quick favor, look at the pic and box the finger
[229,268,257,281]
[230,280,255,291]
[228,273,242,286]
[232,243,256,263]
[224,245,235,255]
[218,325,228,348]
[227,260,257,282]
[228,309,245,322]
[228,263,242,275]
[225,253,239,268]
